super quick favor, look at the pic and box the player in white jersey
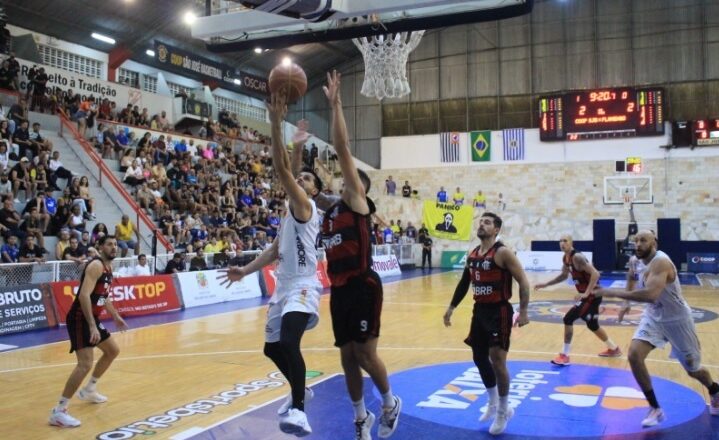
[596,230,719,427]
[218,91,323,437]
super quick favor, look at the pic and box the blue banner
[687,253,719,273]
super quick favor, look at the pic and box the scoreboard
[692,119,719,146]
[539,88,665,141]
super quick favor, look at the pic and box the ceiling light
[91,32,116,45]
[282,57,292,66]
[146,49,155,57]
[183,11,197,25]
[254,47,262,54]
[234,79,241,85]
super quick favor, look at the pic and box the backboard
[603,175,653,205]
[193,0,533,51]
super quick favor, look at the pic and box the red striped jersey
[468,241,513,304]
[321,198,375,287]
[563,250,591,293]
[69,258,114,316]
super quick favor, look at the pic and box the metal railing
[372,243,418,265]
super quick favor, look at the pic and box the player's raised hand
[322,70,342,106]
[217,266,246,288]
[292,119,311,146]
[266,91,288,122]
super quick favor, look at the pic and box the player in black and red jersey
[318,70,401,440]
[535,234,621,365]
[443,213,530,436]
[49,235,127,428]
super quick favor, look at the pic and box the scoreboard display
[539,88,665,141]
[692,119,719,146]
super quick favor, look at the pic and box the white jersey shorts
[265,278,322,343]
[633,316,702,372]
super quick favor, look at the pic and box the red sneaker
[598,347,623,358]
[551,353,570,366]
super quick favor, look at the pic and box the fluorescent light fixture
[146,49,155,57]
[282,57,292,66]
[91,32,116,45]
[234,79,241,85]
[254,47,262,54]
[183,11,197,25]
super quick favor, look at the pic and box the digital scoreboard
[692,119,719,146]
[539,88,665,141]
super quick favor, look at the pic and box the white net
[352,31,425,100]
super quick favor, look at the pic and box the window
[37,45,103,79]
[142,75,157,94]
[213,94,266,121]
[167,81,191,97]
[118,68,140,88]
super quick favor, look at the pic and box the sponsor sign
[687,253,719,273]
[15,58,173,118]
[423,201,473,241]
[386,361,706,437]
[262,260,329,296]
[177,269,261,308]
[440,251,467,269]
[526,300,717,327]
[51,275,181,324]
[517,251,593,271]
[372,254,402,278]
[0,283,57,335]
[97,372,286,440]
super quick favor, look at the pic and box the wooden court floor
[1,270,718,439]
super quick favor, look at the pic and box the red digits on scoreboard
[627,102,635,112]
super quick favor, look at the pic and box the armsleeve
[450,267,471,308]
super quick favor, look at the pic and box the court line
[2,346,718,374]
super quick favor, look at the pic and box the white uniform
[265,200,322,343]
[633,251,702,371]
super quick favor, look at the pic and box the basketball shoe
[277,387,314,415]
[48,408,81,428]
[378,395,402,438]
[279,408,312,437]
[641,407,665,427]
[598,347,622,357]
[354,410,375,440]
[479,403,497,422]
[551,353,570,365]
[489,406,514,435]
[78,388,108,403]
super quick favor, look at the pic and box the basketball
[268,62,307,103]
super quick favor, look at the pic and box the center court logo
[386,361,706,437]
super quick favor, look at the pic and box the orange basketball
[268,62,307,103]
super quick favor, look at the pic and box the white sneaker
[641,407,665,427]
[277,387,314,415]
[354,410,375,440]
[48,408,81,428]
[378,395,402,438]
[489,406,514,435]
[78,388,108,403]
[279,408,312,437]
[479,403,497,422]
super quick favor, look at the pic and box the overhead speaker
[672,121,691,147]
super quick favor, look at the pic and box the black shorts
[330,271,383,347]
[564,295,602,324]
[66,308,111,353]
[464,301,514,352]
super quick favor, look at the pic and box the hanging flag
[503,128,525,161]
[440,132,460,162]
[470,130,491,162]
[422,200,473,241]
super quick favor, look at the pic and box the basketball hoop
[352,30,425,100]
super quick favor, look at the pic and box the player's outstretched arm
[217,240,279,287]
[596,258,671,303]
[534,265,569,290]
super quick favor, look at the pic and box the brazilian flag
[470,130,491,162]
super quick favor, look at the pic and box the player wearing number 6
[443,212,530,436]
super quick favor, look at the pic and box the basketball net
[352,30,425,100]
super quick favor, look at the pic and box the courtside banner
[517,251,593,271]
[262,261,330,296]
[371,254,402,278]
[423,201,473,241]
[177,269,262,308]
[0,283,58,335]
[51,275,181,324]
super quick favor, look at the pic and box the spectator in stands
[1,234,19,263]
[62,236,87,265]
[402,180,412,198]
[119,148,135,173]
[77,176,95,220]
[49,151,74,190]
[137,108,149,127]
[22,205,47,248]
[14,121,37,159]
[405,221,417,242]
[115,214,139,257]
[90,223,108,247]
[66,204,86,239]
[164,252,185,274]
[0,170,11,200]
[473,190,486,209]
[8,98,28,134]
[133,254,152,276]
[385,175,397,195]
[11,157,32,202]
[6,55,19,92]
[497,192,506,211]
[0,122,13,163]
[79,230,92,253]
[55,228,71,261]
[18,234,46,263]
[437,186,448,203]
[98,98,112,120]
[0,59,13,90]
[31,158,49,196]
[119,104,133,125]
[123,159,145,186]
[102,125,122,159]
[189,248,208,272]
[30,67,49,112]
[136,182,154,212]
[158,111,171,131]
[453,187,465,206]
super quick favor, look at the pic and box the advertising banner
[516,251,593,271]
[687,253,719,273]
[51,275,181,324]
[262,260,330,296]
[423,201,473,241]
[440,251,467,269]
[371,254,402,278]
[0,283,57,335]
[176,269,262,308]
